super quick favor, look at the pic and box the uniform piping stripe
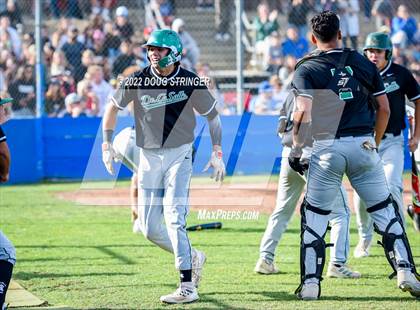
[0,136,6,142]
[373,89,386,96]
[111,97,124,110]
[201,101,217,116]
[151,65,180,81]
[379,61,392,76]
[297,93,313,99]
[409,94,420,101]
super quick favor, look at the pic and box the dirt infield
[56,179,413,215]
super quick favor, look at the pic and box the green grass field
[0,180,419,309]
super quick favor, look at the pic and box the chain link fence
[2,0,419,118]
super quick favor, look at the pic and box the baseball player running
[290,11,420,300]
[102,29,225,304]
[0,98,16,310]
[353,32,420,258]
[255,92,360,279]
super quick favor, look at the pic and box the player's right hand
[102,142,116,175]
[288,157,309,176]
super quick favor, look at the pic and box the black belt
[382,132,401,140]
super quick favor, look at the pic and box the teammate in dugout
[290,11,420,300]
[0,98,16,310]
[255,89,360,279]
[353,32,420,258]
[101,29,225,304]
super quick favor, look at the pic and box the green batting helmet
[363,32,393,60]
[143,29,183,68]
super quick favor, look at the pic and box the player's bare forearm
[207,115,222,150]
[102,102,119,143]
[292,96,312,149]
[374,94,390,146]
[0,141,10,182]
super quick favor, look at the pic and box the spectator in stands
[43,41,55,69]
[196,0,214,12]
[281,26,308,59]
[1,50,16,88]
[50,0,83,19]
[45,79,66,117]
[90,29,108,64]
[62,93,86,118]
[77,79,99,116]
[112,39,136,78]
[249,81,278,115]
[9,64,35,117]
[0,66,6,92]
[74,49,94,83]
[254,2,279,58]
[62,26,85,71]
[0,14,20,60]
[249,80,278,115]
[392,43,409,67]
[363,0,372,22]
[0,0,21,28]
[103,21,121,61]
[391,5,417,48]
[372,0,394,29]
[87,65,112,116]
[0,28,13,55]
[215,0,231,41]
[278,54,297,86]
[269,75,288,109]
[82,13,105,49]
[338,0,360,50]
[288,0,312,39]
[172,18,200,70]
[90,0,117,21]
[151,0,175,26]
[114,6,134,40]
[266,31,283,73]
[50,50,70,78]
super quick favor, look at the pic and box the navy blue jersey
[0,125,5,143]
[112,65,218,149]
[292,49,385,138]
[380,61,420,134]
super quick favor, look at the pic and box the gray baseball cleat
[297,282,319,300]
[398,269,420,297]
[254,258,280,274]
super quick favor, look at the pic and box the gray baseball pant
[303,136,410,284]
[260,146,350,265]
[0,230,15,265]
[354,133,405,243]
[137,143,193,270]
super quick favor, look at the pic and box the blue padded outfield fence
[3,115,411,184]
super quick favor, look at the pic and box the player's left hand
[409,136,420,152]
[102,142,117,175]
[203,148,225,182]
